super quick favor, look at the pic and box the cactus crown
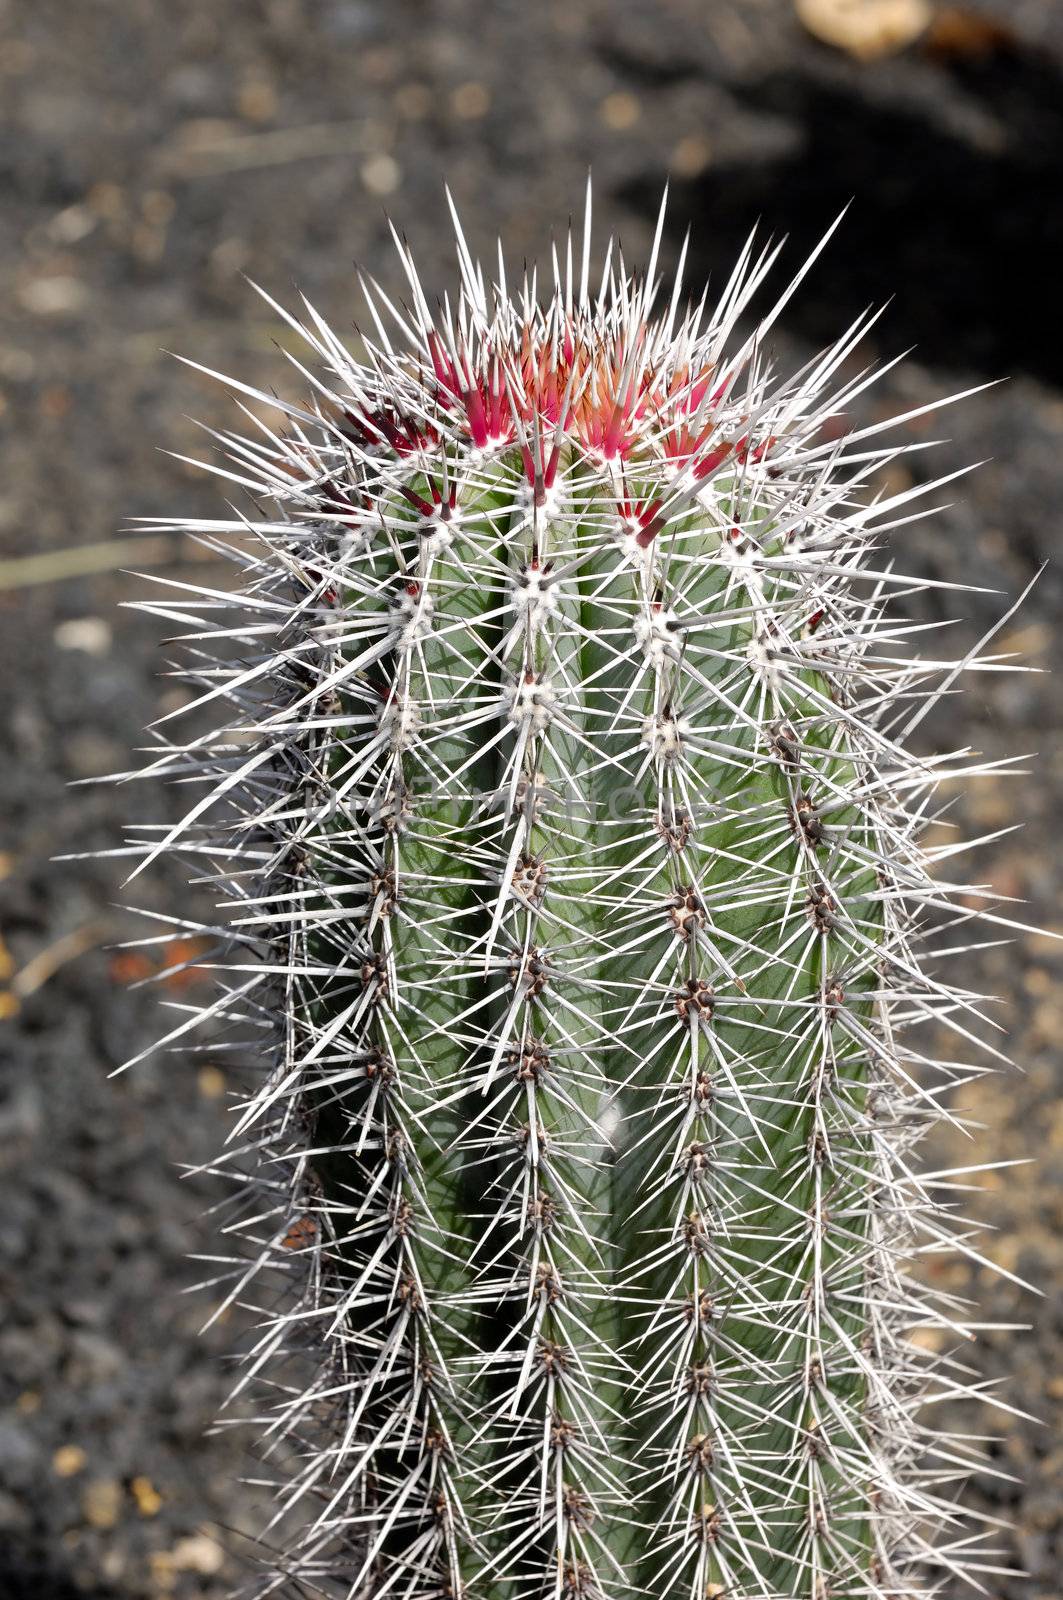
[127,186,1027,1600]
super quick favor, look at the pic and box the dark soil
[1,2,1062,1596]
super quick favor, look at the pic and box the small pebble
[47,205,97,244]
[394,82,431,119]
[796,0,932,62]
[451,82,490,120]
[131,1474,163,1515]
[82,1477,122,1529]
[237,77,277,122]
[670,134,713,178]
[197,1065,227,1099]
[53,1443,87,1477]
[170,1531,225,1574]
[361,153,401,195]
[18,276,90,316]
[599,92,640,131]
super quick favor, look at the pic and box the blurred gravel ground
[1,1,1062,1595]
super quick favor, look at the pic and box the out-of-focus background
[1,1,1062,1595]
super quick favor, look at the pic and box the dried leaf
[108,937,210,989]
[157,936,210,989]
[108,951,155,984]
[923,7,1017,62]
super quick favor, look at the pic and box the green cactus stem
[123,186,1030,1600]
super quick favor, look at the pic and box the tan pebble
[197,1065,226,1100]
[141,190,176,226]
[237,78,277,122]
[1033,1002,1063,1044]
[963,779,1012,827]
[53,1444,87,1477]
[361,153,401,196]
[907,1325,946,1352]
[86,182,125,219]
[171,118,241,153]
[920,820,953,854]
[54,618,113,656]
[0,348,36,382]
[82,1478,123,1530]
[131,1475,163,1516]
[998,622,1049,657]
[170,1532,225,1574]
[796,0,932,60]
[875,461,912,496]
[208,236,250,277]
[394,83,432,120]
[988,1237,1020,1273]
[67,730,123,779]
[671,134,713,178]
[599,92,640,131]
[18,276,90,316]
[48,204,97,244]
[15,1390,40,1414]
[150,1550,177,1592]
[451,81,491,120]
[131,223,165,264]
[987,862,1024,901]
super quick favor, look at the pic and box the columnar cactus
[129,189,1024,1600]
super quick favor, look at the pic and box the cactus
[127,187,1029,1600]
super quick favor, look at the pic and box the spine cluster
[126,189,1024,1600]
